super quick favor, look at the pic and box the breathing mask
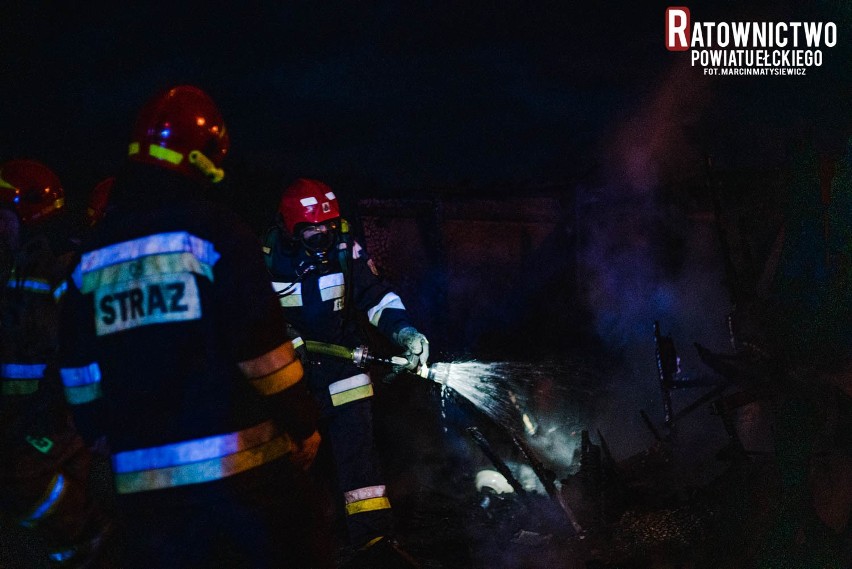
[296,220,339,275]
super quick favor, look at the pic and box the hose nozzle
[416,363,447,385]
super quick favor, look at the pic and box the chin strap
[188,150,224,183]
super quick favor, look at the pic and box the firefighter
[263,178,428,567]
[0,159,111,567]
[57,86,332,569]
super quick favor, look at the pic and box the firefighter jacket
[57,163,319,495]
[0,233,70,457]
[263,226,412,350]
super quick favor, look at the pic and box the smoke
[576,62,733,464]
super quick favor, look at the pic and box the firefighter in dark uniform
[263,178,428,567]
[0,159,111,568]
[57,86,331,569]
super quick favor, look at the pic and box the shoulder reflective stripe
[1,363,47,379]
[344,484,387,503]
[352,241,363,260]
[1,363,45,395]
[128,142,140,156]
[345,497,391,516]
[250,359,304,395]
[112,420,280,472]
[60,363,102,404]
[114,435,293,494]
[59,363,101,387]
[291,336,304,350]
[148,144,184,165]
[52,280,67,302]
[329,373,373,406]
[20,473,65,528]
[80,232,220,277]
[318,273,344,302]
[7,278,52,294]
[2,380,40,395]
[366,292,406,326]
[238,342,297,378]
[81,252,215,294]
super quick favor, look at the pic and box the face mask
[299,221,338,252]
[297,221,339,275]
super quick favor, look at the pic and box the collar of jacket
[110,160,209,211]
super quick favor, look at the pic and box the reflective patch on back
[81,252,214,294]
[94,272,201,336]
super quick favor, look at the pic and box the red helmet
[86,176,115,226]
[128,85,229,183]
[0,159,65,225]
[277,178,340,236]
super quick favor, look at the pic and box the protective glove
[393,326,429,373]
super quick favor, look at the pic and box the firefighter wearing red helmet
[0,159,65,226]
[57,86,331,568]
[263,178,428,566]
[0,159,112,568]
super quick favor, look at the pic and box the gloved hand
[393,326,429,372]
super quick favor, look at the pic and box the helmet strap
[188,151,224,183]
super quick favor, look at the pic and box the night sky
[2,1,848,223]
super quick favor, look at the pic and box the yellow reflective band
[250,359,303,395]
[2,380,39,395]
[64,383,103,405]
[239,342,297,379]
[345,496,391,516]
[128,142,140,156]
[148,144,184,165]
[114,435,293,494]
[80,252,215,294]
[331,384,374,407]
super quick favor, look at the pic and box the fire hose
[304,340,409,369]
[303,340,449,384]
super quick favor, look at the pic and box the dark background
[1,1,848,226]
[1,4,851,566]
